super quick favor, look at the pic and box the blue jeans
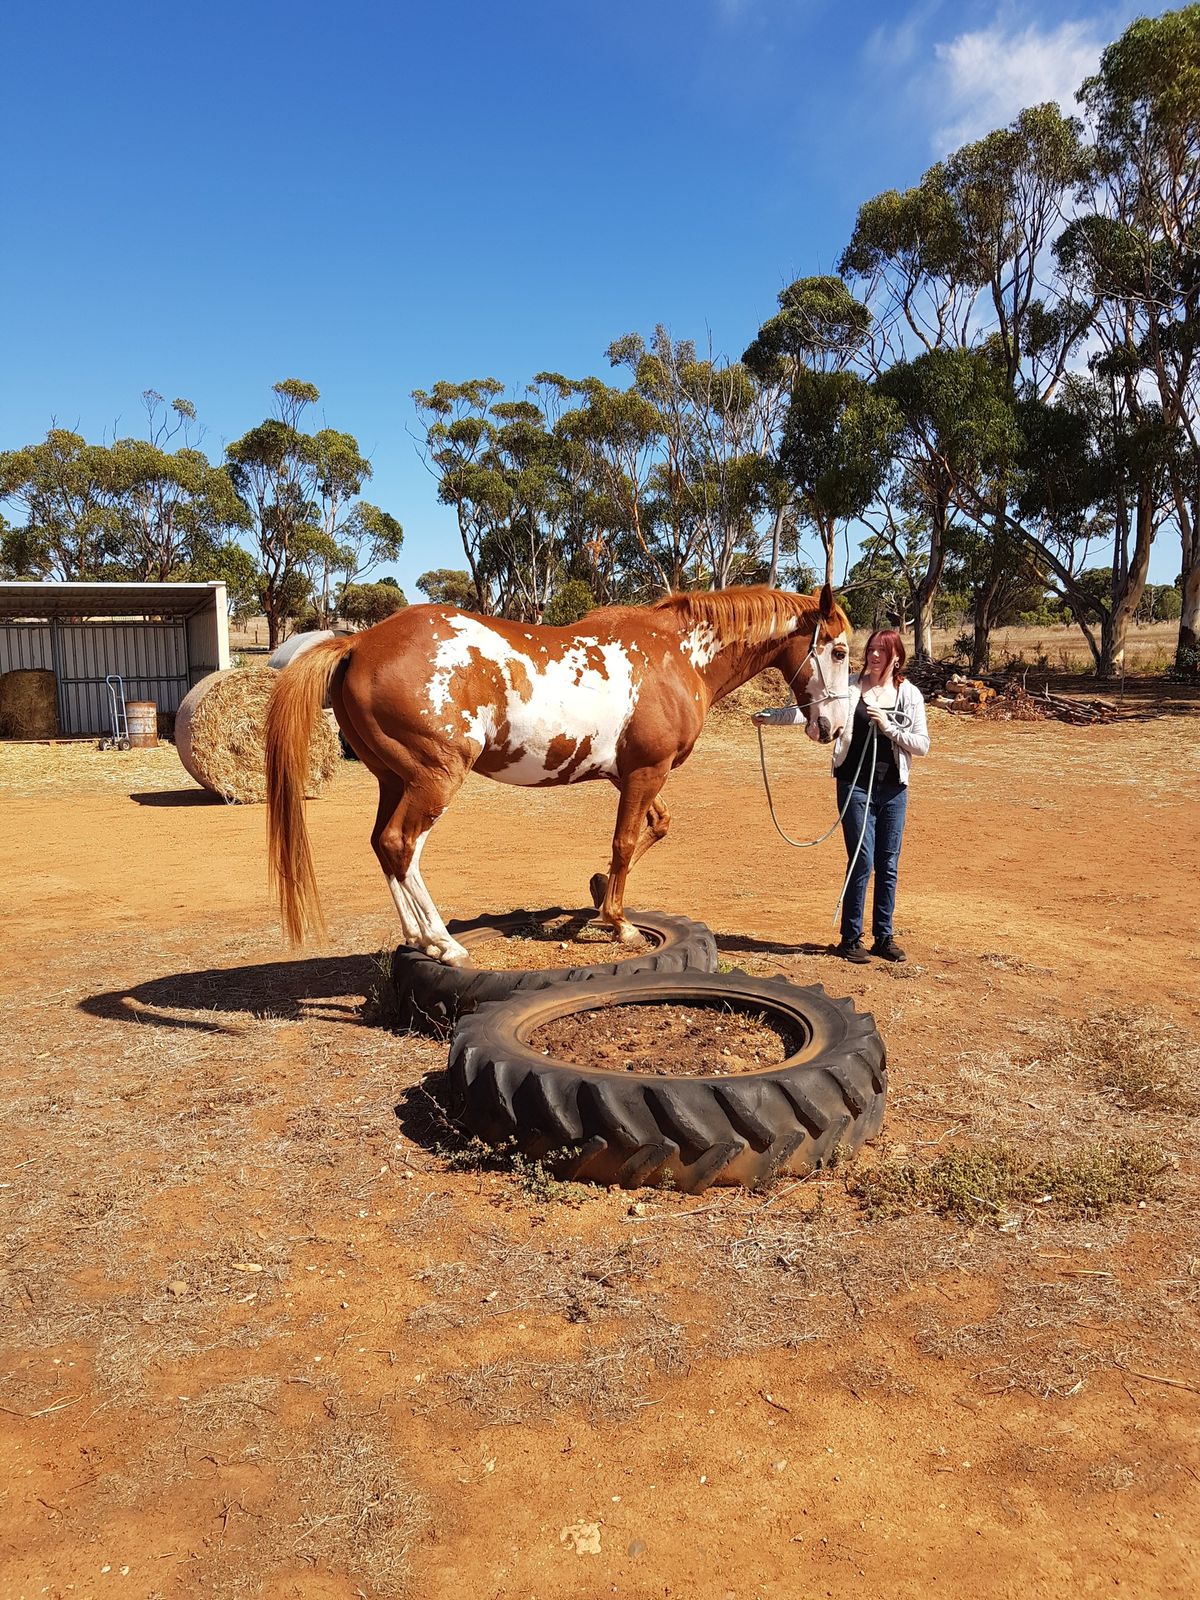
[836,778,909,944]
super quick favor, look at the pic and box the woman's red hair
[863,629,906,686]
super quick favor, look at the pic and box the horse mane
[651,585,837,647]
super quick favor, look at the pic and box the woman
[754,628,929,963]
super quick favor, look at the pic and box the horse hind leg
[372,779,469,966]
[590,794,671,913]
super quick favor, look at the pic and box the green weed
[435,1134,592,1206]
[852,1139,1170,1224]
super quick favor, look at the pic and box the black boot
[836,936,871,964]
[871,934,907,963]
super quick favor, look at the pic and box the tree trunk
[970,505,1009,674]
[1098,484,1154,679]
[912,500,947,664]
[266,605,281,652]
[767,503,785,589]
[1167,467,1199,677]
[1176,561,1200,676]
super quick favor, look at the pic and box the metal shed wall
[0,617,190,735]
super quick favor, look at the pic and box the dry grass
[425,1323,690,1426]
[409,1232,663,1333]
[929,619,1179,674]
[284,1393,427,1596]
[1056,1008,1200,1114]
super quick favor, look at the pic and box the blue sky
[0,0,1176,587]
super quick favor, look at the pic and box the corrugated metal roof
[0,581,225,620]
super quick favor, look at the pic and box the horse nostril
[818,716,832,743]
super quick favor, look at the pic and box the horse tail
[265,635,355,945]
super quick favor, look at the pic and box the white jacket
[756,674,930,786]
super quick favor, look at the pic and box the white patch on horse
[424,615,639,785]
[807,634,849,736]
[682,623,720,668]
[386,830,468,964]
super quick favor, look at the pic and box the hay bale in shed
[0,669,60,739]
[174,667,339,804]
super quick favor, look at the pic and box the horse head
[773,585,852,745]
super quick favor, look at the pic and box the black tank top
[841,698,900,789]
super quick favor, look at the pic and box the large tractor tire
[446,969,886,1192]
[391,907,718,1032]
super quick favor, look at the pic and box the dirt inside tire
[467,910,649,971]
[530,1000,805,1076]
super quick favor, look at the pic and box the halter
[793,614,851,713]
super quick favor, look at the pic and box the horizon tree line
[2,6,1197,676]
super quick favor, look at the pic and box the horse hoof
[589,872,609,909]
[428,941,471,967]
[615,921,640,944]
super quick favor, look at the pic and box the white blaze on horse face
[803,632,849,740]
[426,616,639,785]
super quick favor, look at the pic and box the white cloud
[864,1,945,75]
[929,17,1108,152]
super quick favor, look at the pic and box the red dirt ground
[1,686,1198,1598]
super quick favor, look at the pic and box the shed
[0,581,230,736]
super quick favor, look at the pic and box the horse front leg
[372,777,469,967]
[590,795,671,913]
[596,771,670,941]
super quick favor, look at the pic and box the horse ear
[819,582,835,619]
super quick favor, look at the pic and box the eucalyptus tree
[1006,369,1174,675]
[416,568,476,608]
[877,347,1019,661]
[110,395,250,583]
[838,187,984,645]
[606,327,783,591]
[413,378,574,621]
[226,380,322,648]
[745,276,899,592]
[839,169,979,359]
[0,428,125,579]
[338,578,408,628]
[940,104,1096,669]
[1070,6,1200,673]
[412,378,506,612]
[292,429,402,629]
[553,372,670,594]
[227,380,396,646]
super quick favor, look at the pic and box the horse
[265,583,852,964]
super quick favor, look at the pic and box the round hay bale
[0,669,60,739]
[174,667,339,804]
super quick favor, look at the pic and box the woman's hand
[863,700,891,732]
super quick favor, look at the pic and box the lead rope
[756,704,914,926]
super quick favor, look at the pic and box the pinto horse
[265,583,852,964]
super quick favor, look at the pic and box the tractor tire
[391,907,718,1033]
[446,969,886,1192]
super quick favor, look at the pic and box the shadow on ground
[715,933,833,959]
[128,789,223,806]
[79,953,382,1035]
